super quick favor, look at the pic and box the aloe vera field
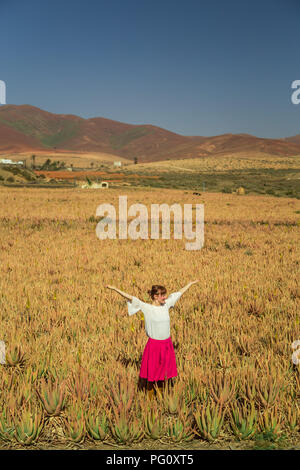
[0,185,299,450]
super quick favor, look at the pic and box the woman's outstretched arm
[106,285,134,302]
[178,280,199,296]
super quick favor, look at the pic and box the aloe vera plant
[36,378,67,416]
[144,408,164,440]
[165,391,183,415]
[286,403,300,432]
[23,367,39,385]
[85,409,109,441]
[15,382,32,407]
[66,369,91,403]
[108,376,135,418]
[109,411,144,444]
[5,346,26,368]
[240,370,258,404]
[158,383,184,415]
[233,333,256,356]
[0,409,14,442]
[167,417,194,443]
[229,401,258,440]
[257,405,284,440]
[33,359,48,380]
[208,370,237,408]
[185,377,200,405]
[256,374,284,409]
[198,386,209,405]
[128,416,144,443]
[110,412,131,444]
[0,372,15,393]
[13,408,44,446]
[63,404,86,443]
[193,400,225,441]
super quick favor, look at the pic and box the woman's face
[154,291,167,305]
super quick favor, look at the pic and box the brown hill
[189,133,300,158]
[282,135,300,146]
[0,104,300,162]
[0,121,44,152]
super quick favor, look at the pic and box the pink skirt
[139,336,178,382]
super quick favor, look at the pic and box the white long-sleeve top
[127,291,182,340]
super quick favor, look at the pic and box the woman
[106,280,199,399]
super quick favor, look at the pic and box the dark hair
[147,285,167,300]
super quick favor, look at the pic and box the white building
[0,159,24,165]
[113,161,122,167]
[81,181,109,189]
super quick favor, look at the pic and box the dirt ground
[2,435,300,451]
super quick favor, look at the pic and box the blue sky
[0,0,299,137]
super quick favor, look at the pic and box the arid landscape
[0,176,299,449]
[1,105,300,165]
[0,104,299,450]
[2,0,300,454]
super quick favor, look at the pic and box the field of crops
[34,170,160,181]
[0,186,299,449]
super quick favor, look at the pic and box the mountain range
[0,104,300,162]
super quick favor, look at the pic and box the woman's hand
[179,280,199,296]
[106,285,133,301]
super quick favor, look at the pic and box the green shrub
[222,187,232,194]
[19,169,36,181]
[8,166,22,175]
[6,176,15,183]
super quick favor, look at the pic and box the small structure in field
[236,186,245,195]
[114,161,122,167]
[81,181,109,189]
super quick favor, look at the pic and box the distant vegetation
[1,153,299,198]
[0,117,36,137]
[39,122,80,148]
[0,164,37,182]
[120,157,300,199]
[109,127,152,150]
[116,168,300,198]
[0,117,80,149]
[40,159,66,170]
